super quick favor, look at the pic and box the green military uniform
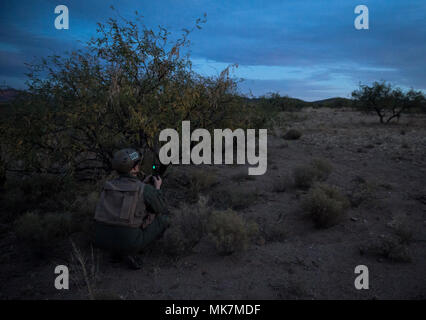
[93,174,170,255]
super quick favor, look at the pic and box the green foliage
[162,197,210,256]
[302,183,349,229]
[293,158,332,189]
[207,209,258,254]
[2,12,261,181]
[352,81,426,123]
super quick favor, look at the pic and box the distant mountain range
[0,87,352,107]
[0,88,21,103]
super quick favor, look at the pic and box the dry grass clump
[302,183,349,229]
[207,209,259,255]
[187,169,219,202]
[162,197,211,256]
[209,186,258,210]
[293,158,332,189]
[360,235,412,263]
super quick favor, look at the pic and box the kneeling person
[93,148,169,269]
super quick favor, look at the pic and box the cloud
[0,0,425,99]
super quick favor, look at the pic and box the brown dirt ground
[1,108,426,300]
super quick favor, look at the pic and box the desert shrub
[14,211,72,252]
[352,81,425,124]
[293,166,317,189]
[293,159,332,189]
[283,129,302,140]
[209,187,258,210]
[360,235,411,263]
[207,209,258,254]
[2,12,265,183]
[186,169,218,202]
[302,183,349,229]
[162,197,210,256]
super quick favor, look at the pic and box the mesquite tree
[2,13,258,180]
[351,81,425,124]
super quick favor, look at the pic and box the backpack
[94,177,147,228]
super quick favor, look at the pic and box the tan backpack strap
[118,181,144,223]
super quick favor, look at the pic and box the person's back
[93,149,169,269]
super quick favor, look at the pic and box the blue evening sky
[0,0,424,101]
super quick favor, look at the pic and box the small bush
[208,209,258,254]
[187,169,218,202]
[360,235,411,263]
[293,158,332,189]
[15,211,72,251]
[302,184,349,229]
[162,197,210,256]
[283,129,302,140]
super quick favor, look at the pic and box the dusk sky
[0,0,425,101]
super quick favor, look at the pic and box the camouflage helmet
[111,148,142,173]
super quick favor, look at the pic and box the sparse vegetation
[302,183,349,229]
[293,158,333,189]
[360,235,412,263]
[187,169,219,202]
[162,197,210,256]
[14,211,72,253]
[207,209,258,254]
[70,241,100,299]
[209,186,258,210]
